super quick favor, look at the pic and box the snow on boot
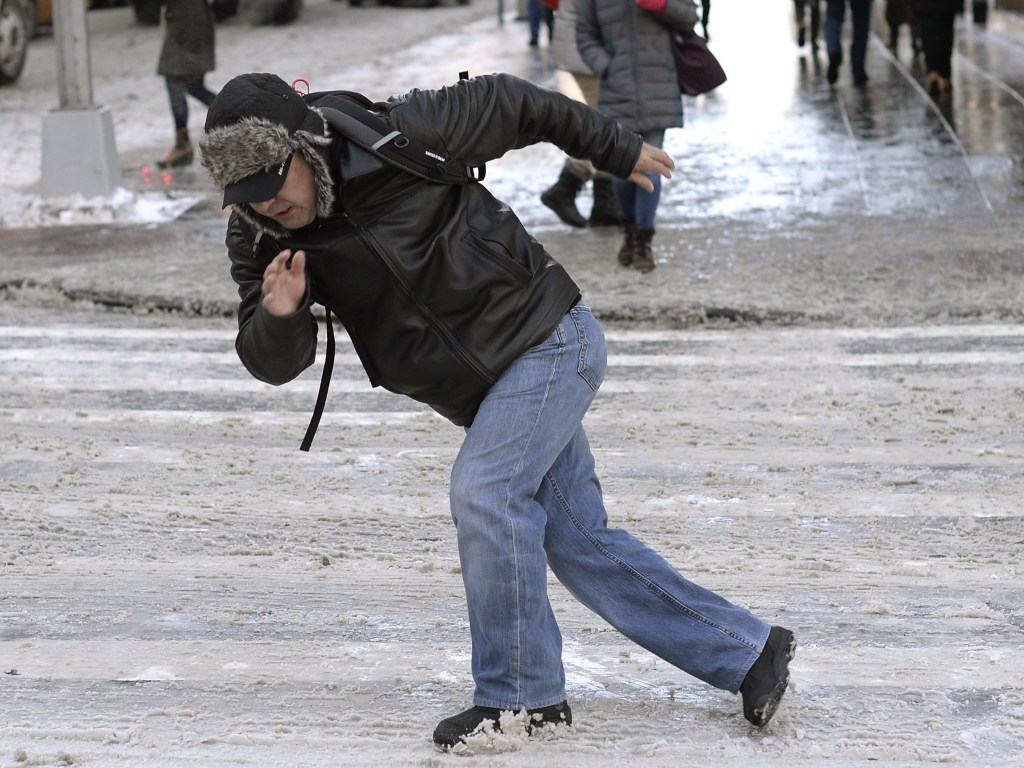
[589,176,621,227]
[158,129,194,169]
[632,228,656,273]
[541,167,587,228]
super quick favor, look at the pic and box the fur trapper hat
[199,73,335,237]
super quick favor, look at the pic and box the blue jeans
[527,0,553,43]
[450,304,770,711]
[824,0,874,80]
[613,129,665,231]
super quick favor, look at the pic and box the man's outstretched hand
[262,249,307,317]
[628,142,676,191]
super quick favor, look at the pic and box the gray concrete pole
[51,0,93,108]
[40,0,122,199]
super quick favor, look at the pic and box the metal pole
[41,0,121,198]
[51,0,94,109]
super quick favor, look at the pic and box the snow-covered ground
[3,1,1024,766]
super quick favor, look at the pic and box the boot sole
[751,634,796,727]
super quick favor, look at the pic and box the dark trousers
[794,0,821,33]
[916,11,956,78]
[824,0,874,80]
[166,75,217,131]
[527,0,553,44]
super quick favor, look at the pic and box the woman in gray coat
[156,0,218,168]
[577,0,698,272]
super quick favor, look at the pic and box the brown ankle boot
[617,222,637,267]
[157,129,194,168]
[632,228,656,273]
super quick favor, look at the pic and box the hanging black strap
[299,308,335,452]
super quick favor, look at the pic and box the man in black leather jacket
[199,72,795,749]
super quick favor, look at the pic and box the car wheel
[133,0,162,26]
[0,0,29,86]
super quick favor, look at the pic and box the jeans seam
[546,470,758,651]
[569,306,600,392]
[500,317,568,708]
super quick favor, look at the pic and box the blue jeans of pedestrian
[527,0,553,44]
[824,0,874,80]
[613,129,665,232]
[450,304,770,711]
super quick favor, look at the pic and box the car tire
[133,0,162,26]
[0,0,29,86]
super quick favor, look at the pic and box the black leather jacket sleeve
[226,217,318,386]
[386,73,643,180]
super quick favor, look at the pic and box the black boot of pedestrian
[632,227,656,273]
[541,167,588,228]
[827,49,842,84]
[589,176,621,227]
[740,625,796,727]
[433,700,572,749]
[617,221,637,267]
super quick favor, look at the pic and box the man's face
[249,153,318,230]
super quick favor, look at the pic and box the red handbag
[671,31,727,96]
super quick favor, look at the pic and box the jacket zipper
[345,215,497,386]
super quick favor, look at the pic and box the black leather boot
[617,221,637,267]
[589,176,621,227]
[541,167,587,228]
[433,700,572,749]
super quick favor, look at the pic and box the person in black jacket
[199,72,795,750]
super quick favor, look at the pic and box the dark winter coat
[576,0,699,132]
[222,74,643,427]
[157,0,216,77]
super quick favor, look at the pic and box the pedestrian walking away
[793,0,821,49]
[824,0,874,86]
[911,0,962,96]
[528,0,555,46]
[577,0,700,272]
[156,0,218,169]
[885,0,920,54]
[539,0,622,229]
[198,71,795,751]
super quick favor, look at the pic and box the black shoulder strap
[319,98,485,184]
[300,307,335,452]
[298,79,483,452]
